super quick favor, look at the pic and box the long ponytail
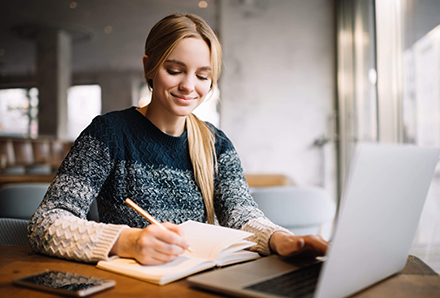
[186,114,217,224]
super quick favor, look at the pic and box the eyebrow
[165,59,212,72]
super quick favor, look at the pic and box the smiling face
[147,37,212,123]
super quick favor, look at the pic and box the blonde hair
[144,13,222,224]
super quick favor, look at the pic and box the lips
[171,93,197,101]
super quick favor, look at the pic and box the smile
[171,93,197,101]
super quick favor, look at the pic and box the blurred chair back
[32,139,52,164]
[27,139,53,174]
[0,138,16,167]
[12,139,34,167]
[0,218,29,245]
[51,140,71,170]
[251,186,336,236]
[0,138,26,175]
[0,182,100,222]
[0,183,50,219]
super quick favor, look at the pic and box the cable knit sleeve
[213,130,292,256]
[28,115,129,263]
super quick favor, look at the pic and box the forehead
[167,37,211,68]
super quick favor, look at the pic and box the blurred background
[0,0,439,271]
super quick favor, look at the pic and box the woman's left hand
[269,231,329,258]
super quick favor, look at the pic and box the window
[338,0,440,272]
[0,88,38,138]
[340,0,440,272]
[400,2,440,272]
[336,0,378,185]
[67,85,102,140]
[0,85,101,140]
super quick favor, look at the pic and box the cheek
[197,82,212,97]
[154,72,179,90]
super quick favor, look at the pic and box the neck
[138,104,186,137]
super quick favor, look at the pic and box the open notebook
[96,220,260,285]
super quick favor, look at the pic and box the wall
[403,0,440,49]
[97,71,142,114]
[219,0,337,196]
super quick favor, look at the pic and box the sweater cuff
[241,217,292,256]
[45,216,129,263]
[92,223,130,261]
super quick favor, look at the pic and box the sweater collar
[130,107,187,147]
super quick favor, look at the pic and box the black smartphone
[12,270,116,297]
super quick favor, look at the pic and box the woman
[28,13,328,265]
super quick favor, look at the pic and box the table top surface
[1,245,439,298]
[0,174,55,187]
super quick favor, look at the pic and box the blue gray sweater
[28,107,287,262]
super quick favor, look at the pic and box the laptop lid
[188,143,439,298]
[315,143,440,298]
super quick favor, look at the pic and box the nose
[178,75,195,93]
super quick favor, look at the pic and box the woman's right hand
[110,222,190,265]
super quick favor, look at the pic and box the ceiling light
[70,2,77,9]
[198,1,208,8]
[104,26,113,34]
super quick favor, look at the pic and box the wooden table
[244,174,290,187]
[0,174,55,187]
[0,174,289,188]
[1,245,439,298]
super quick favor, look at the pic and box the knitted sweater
[28,107,289,263]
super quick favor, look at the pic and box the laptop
[187,143,440,298]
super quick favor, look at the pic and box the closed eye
[197,75,209,81]
[166,69,180,75]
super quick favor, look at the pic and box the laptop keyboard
[244,262,323,298]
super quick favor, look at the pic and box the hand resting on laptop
[269,231,329,258]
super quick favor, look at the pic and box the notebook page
[180,221,254,262]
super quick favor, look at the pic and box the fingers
[301,235,329,256]
[161,222,187,241]
[156,222,190,250]
[281,235,306,254]
[134,223,189,265]
[272,232,329,257]
[136,246,179,265]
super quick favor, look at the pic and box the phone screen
[13,270,116,297]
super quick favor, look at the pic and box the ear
[142,55,149,74]
[143,55,155,81]
[143,55,154,87]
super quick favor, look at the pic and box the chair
[32,139,52,164]
[1,166,26,175]
[250,186,336,237]
[0,182,100,221]
[0,138,26,175]
[12,139,35,167]
[0,218,29,245]
[28,139,53,174]
[51,140,72,170]
[26,164,52,175]
[0,138,16,168]
[0,183,50,219]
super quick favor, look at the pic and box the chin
[171,107,196,117]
